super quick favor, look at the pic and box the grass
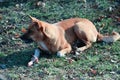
[0,0,120,80]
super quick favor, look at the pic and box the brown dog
[20,16,120,66]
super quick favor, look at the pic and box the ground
[0,0,120,80]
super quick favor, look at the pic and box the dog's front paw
[76,47,84,52]
[57,51,65,57]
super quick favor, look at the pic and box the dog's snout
[20,35,24,40]
[20,35,33,43]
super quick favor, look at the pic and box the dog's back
[54,18,98,44]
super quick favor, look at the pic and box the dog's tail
[97,32,120,43]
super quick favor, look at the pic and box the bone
[28,61,33,67]
[28,49,40,67]
[34,49,40,58]
[28,56,38,67]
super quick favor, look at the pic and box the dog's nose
[20,34,27,40]
[20,35,33,43]
[19,35,24,40]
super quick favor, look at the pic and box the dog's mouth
[23,39,33,43]
[20,35,33,43]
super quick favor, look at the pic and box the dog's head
[20,16,49,43]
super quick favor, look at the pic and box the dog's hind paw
[57,51,65,57]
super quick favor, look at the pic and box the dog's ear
[28,15,40,23]
[28,16,44,31]
[32,21,42,31]
[28,15,53,38]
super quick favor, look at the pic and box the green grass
[0,0,120,80]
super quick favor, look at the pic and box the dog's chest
[38,41,49,51]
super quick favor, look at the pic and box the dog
[20,16,120,66]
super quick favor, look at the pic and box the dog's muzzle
[20,35,33,43]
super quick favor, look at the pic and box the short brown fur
[20,16,120,57]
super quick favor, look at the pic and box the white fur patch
[57,51,65,57]
[39,41,49,51]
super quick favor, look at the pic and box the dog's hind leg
[76,41,91,52]
[73,22,97,54]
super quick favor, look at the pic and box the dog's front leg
[28,48,40,66]
[57,44,72,57]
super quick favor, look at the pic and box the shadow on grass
[0,40,92,69]
[0,49,54,68]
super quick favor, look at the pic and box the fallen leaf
[14,33,20,38]
[90,68,97,75]
[68,58,74,64]
[0,16,2,19]
[66,57,74,64]
[21,28,27,33]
